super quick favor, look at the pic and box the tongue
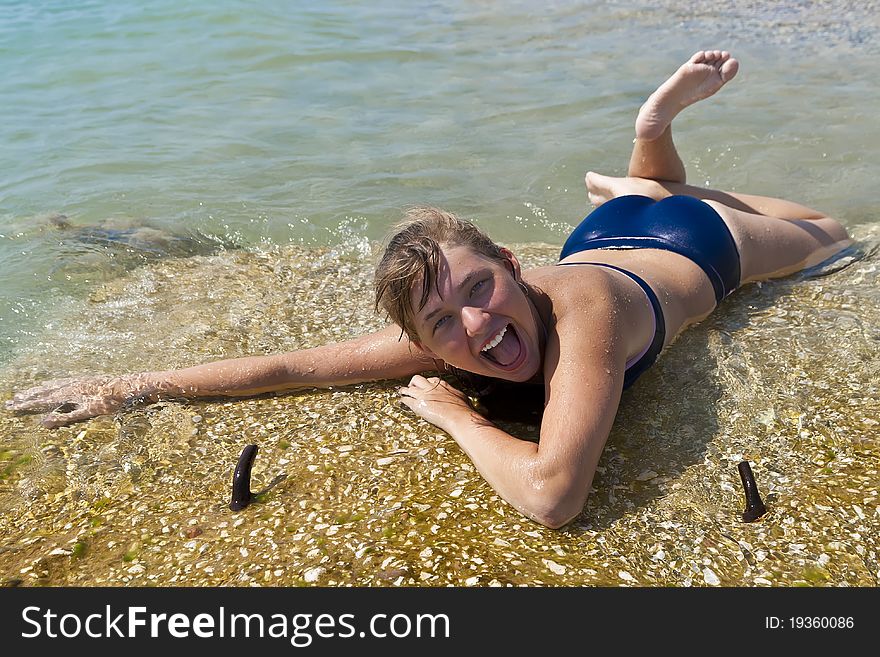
[486,325,522,367]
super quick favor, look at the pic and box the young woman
[6,51,851,528]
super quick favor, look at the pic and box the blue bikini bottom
[560,194,741,303]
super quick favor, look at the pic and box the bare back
[530,246,717,360]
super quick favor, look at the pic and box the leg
[587,176,830,221]
[582,49,852,283]
[705,201,852,284]
[616,48,820,220]
[584,50,739,196]
[583,174,853,284]
[629,50,739,181]
[627,126,686,184]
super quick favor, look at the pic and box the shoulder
[527,264,623,332]
[531,266,628,383]
[525,262,619,300]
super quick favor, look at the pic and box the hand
[398,375,477,434]
[6,375,130,428]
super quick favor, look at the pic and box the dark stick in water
[230,444,258,511]
[738,460,767,522]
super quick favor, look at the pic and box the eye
[470,278,490,297]
[433,315,450,334]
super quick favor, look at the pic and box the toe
[721,58,739,81]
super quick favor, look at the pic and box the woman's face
[410,244,543,382]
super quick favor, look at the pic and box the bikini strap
[557,261,666,388]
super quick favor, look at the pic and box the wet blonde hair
[374,207,507,341]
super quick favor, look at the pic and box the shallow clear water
[2,0,879,358]
[1,1,878,586]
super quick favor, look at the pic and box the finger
[18,377,82,396]
[41,404,94,429]
[398,386,427,399]
[7,378,80,410]
[433,378,458,392]
[7,391,66,412]
[9,375,114,412]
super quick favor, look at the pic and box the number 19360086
[765,616,854,629]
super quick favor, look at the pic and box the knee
[822,217,851,244]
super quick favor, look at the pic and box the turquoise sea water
[2,0,879,362]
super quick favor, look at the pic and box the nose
[460,306,490,337]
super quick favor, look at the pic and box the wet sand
[2,232,878,587]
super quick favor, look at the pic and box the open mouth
[479,323,523,368]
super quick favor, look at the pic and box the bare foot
[585,172,666,206]
[635,50,739,141]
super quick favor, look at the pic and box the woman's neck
[523,282,552,384]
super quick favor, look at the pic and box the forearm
[133,353,320,401]
[124,326,435,402]
[444,412,578,528]
[11,326,435,428]
[398,375,595,528]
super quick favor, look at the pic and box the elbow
[534,510,577,530]
[515,454,596,528]
[532,504,582,530]
[522,483,587,530]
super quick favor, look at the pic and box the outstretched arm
[7,325,435,428]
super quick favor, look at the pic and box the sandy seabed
[1,233,878,587]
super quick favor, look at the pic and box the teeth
[481,325,508,352]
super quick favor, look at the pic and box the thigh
[703,200,852,285]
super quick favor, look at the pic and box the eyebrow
[422,269,486,325]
